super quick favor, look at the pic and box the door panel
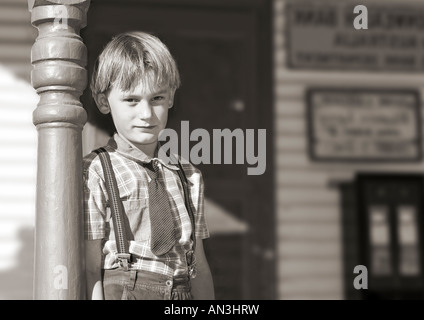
[357,174,424,299]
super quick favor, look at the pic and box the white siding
[274,0,424,299]
[0,0,37,299]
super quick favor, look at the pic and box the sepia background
[1,0,424,300]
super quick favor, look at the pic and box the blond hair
[90,31,181,96]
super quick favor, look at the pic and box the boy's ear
[94,93,111,114]
[168,89,176,109]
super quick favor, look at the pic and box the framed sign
[307,89,422,162]
[286,0,424,72]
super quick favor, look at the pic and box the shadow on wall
[0,227,34,300]
[0,65,37,300]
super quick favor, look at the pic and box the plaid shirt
[83,133,210,277]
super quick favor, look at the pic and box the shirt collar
[107,133,180,171]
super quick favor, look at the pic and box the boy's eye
[124,98,138,103]
[152,96,165,101]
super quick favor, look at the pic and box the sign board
[307,89,422,161]
[286,0,424,72]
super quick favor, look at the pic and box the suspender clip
[117,253,131,271]
[186,250,197,279]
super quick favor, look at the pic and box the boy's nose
[137,100,153,119]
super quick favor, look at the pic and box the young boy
[83,31,214,300]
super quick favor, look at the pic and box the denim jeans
[103,268,193,300]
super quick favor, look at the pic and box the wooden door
[357,174,424,299]
[82,0,274,299]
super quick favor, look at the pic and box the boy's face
[101,83,174,151]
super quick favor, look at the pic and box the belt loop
[164,278,173,300]
[128,270,137,290]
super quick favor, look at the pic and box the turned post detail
[28,0,90,300]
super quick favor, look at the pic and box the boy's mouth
[135,125,156,130]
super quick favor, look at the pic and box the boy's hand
[85,239,105,300]
[190,239,215,300]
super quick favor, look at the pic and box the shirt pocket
[106,199,150,242]
[122,199,150,241]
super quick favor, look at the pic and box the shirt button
[166,280,173,287]
[152,160,159,170]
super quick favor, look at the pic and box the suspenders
[175,160,197,278]
[95,148,131,270]
[94,148,197,277]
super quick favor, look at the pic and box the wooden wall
[274,0,424,299]
[0,0,38,299]
[0,0,36,81]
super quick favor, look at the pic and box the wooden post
[28,0,90,299]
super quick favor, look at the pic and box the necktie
[145,159,176,256]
